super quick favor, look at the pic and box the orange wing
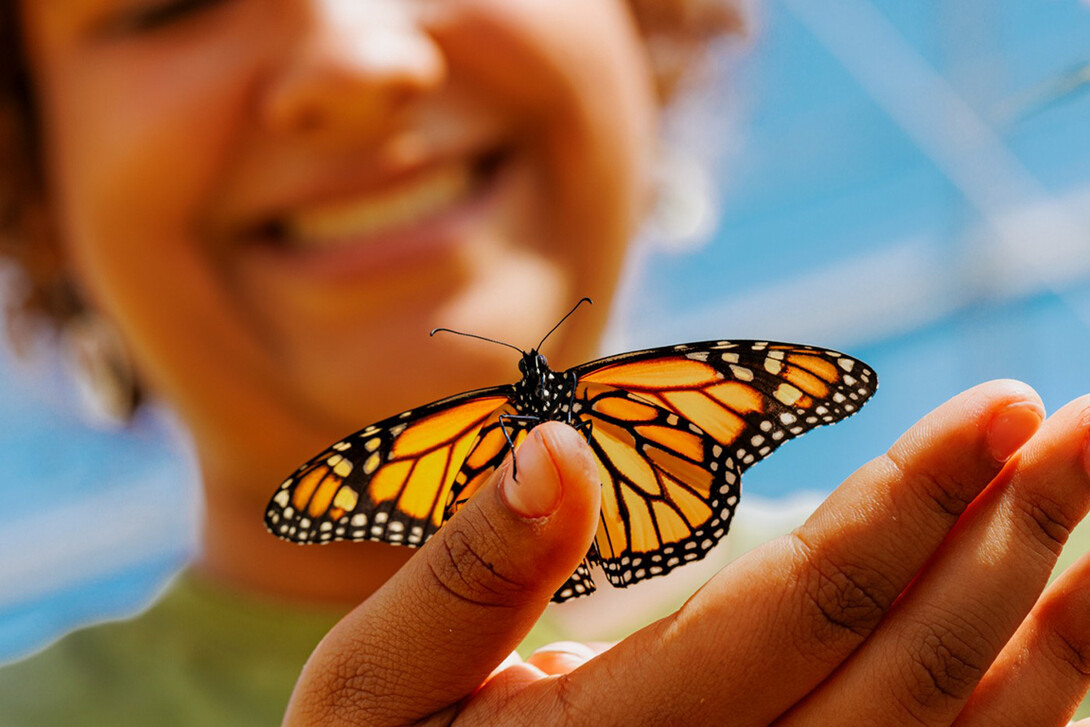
[440,409,599,600]
[575,383,739,588]
[265,337,877,603]
[266,387,512,547]
[572,340,876,588]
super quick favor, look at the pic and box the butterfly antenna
[537,297,593,351]
[429,327,525,355]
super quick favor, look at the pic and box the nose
[261,1,446,143]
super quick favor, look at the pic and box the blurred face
[20,0,656,487]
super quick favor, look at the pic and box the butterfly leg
[571,416,593,444]
[497,414,541,481]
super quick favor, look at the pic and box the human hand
[283,381,1090,726]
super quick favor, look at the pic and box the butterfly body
[511,351,576,422]
[267,338,877,602]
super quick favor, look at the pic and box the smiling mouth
[250,148,509,251]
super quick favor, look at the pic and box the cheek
[37,35,262,311]
[441,0,657,291]
[27,20,291,411]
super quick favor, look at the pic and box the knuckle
[1047,622,1090,679]
[300,655,402,727]
[791,534,894,651]
[548,673,596,726]
[881,451,977,522]
[902,617,990,712]
[1011,491,1076,558]
[426,516,526,608]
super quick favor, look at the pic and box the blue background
[3,0,1089,661]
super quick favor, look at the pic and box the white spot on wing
[730,365,754,382]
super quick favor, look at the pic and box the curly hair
[0,0,745,341]
[0,1,82,344]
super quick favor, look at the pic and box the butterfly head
[518,349,550,378]
[517,349,559,401]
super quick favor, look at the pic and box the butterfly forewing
[437,409,603,602]
[266,387,512,547]
[576,340,876,471]
[441,404,528,520]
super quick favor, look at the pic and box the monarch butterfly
[265,299,877,602]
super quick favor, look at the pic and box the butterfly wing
[441,404,528,521]
[266,386,513,547]
[266,337,876,599]
[571,340,877,588]
[440,409,601,601]
[573,382,739,589]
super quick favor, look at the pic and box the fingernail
[988,402,1043,462]
[531,641,597,660]
[486,650,524,682]
[501,429,562,519]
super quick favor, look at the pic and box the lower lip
[242,155,513,285]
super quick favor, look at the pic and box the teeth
[285,164,474,247]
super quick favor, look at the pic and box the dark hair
[1,2,84,345]
[0,0,744,341]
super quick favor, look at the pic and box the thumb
[284,421,601,726]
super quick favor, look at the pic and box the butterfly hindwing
[266,386,513,547]
[555,557,599,601]
[573,383,741,588]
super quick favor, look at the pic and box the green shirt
[0,572,344,727]
[0,571,567,727]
